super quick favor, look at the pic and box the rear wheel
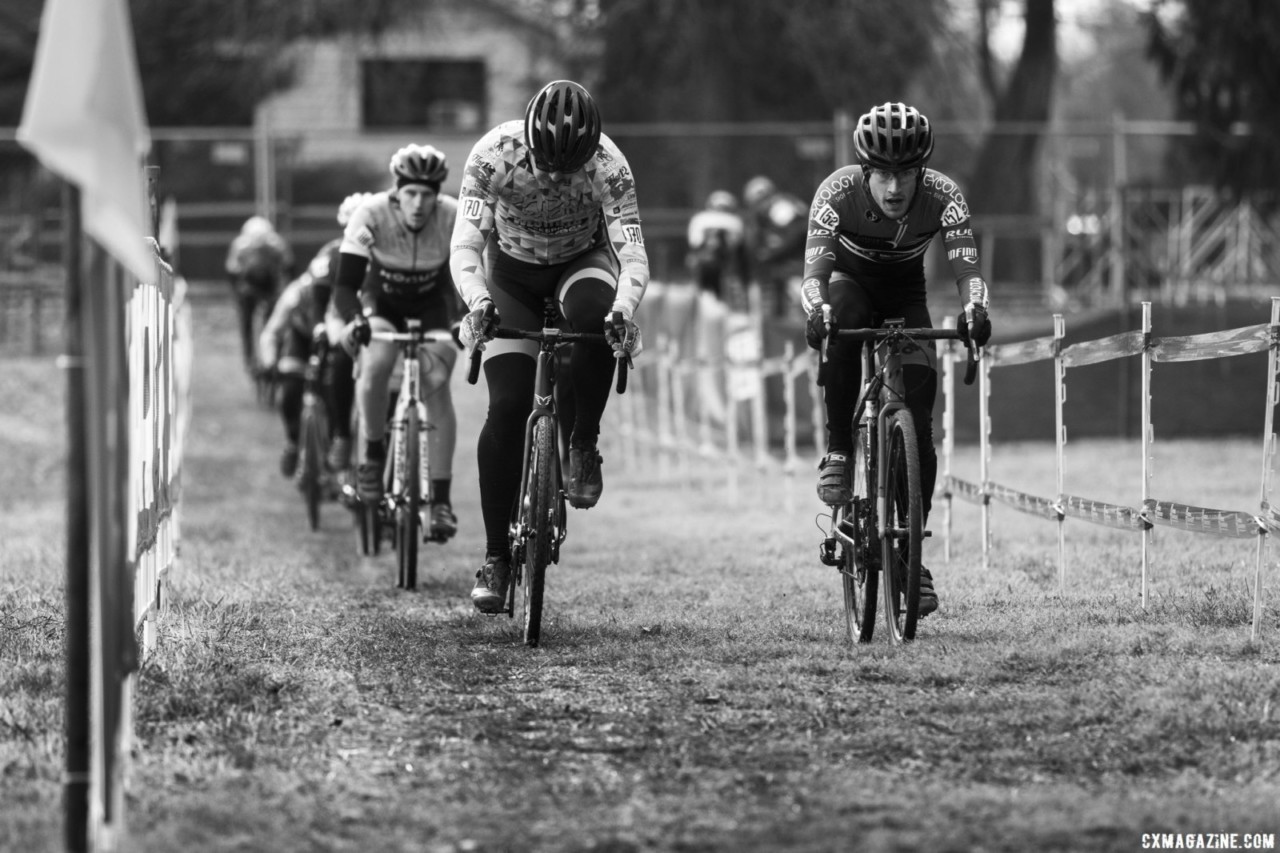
[522,415,556,647]
[882,410,924,644]
[396,408,421,590]
[841,427,877,644]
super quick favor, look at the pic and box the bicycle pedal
[819,538,840,567]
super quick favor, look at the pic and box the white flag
[17,0,154,283]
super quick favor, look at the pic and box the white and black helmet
[388,144,449,188]
[853,102,934,171]
[524,80,602,173]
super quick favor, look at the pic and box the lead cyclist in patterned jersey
[451,79,649,614]
[802,102,993,617]
[334,144,463,541]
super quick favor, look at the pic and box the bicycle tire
[397,406,421,590]
[523,415,556,647]
[299,400,328,531]
[881,410,924,644]
[841,426,877,644]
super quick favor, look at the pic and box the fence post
[1254,296,1280,641]
[979,351,992,569]
[1140,301,1153,609]
[1054,314,1067,591]
[941,321,956,565]
[782,341,799,475]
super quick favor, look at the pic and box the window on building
[362,59,487,132]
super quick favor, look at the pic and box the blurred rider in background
[320,192,373,475]
[741,174,808,317]
[685,189,748,304]
[451,79,649,614]
[800,102,993,617]
[258,237,340,479]
[225,215,293,374]
[333,145,463,542]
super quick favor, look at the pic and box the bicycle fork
[510,347,563,561]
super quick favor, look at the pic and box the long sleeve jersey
[799,165,988,314]
[449,121,650,320]
[331,190,458,323]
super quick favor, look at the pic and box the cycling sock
[568,340,614,447]
[365,438,385,461]
[431,478,451,506]
[479,354,534,556]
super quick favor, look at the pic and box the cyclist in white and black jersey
[801,102,993,617]
[451,79,649,614]
[334,145,463,541]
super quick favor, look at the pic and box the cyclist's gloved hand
[958,303,992,347]
[339,315,371,357]
[459,299,499,349]
[805,305,833,350]
[605,310,643,359]
[311,322,328,346]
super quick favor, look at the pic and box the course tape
[1142,498,1267,537]
[944,475,985,503]
[1060,494,1150,530]
[986,481,1064,520]
[1060,330,1147,368]
[1149,323,1272,363]
[987,335,1057,367]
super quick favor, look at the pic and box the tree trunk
[967,0,1057,289]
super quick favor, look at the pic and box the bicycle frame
[465,297,631,641]
[382,321,431,509]
[363,319,451,587]
[818,319,977,643]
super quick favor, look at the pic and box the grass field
[2,298,1279,852]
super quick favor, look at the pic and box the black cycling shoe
[567,443,603,509]
[918,565,939,617]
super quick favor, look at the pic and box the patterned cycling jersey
[450,120,650,319]
[799,165,986,314]
[338,190,457,307]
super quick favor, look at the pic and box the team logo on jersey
[948,247,978,262]
[812,203,840,230]
[940,200,970,227]
[801,277,824,307]
[923,172,958,196]
[944,227,973,240]
[805,246,835,262]
[622,224,644,246]
[462,197,485,221]
[355,226,375,248]
[808,228,833,238]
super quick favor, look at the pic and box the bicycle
[817,315,977,645]
[466,298,630,647]
[347,319,454,591]
[296,326,335,531]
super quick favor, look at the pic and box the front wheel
[522,415,556,647]
[396,407,421,590]
[298,398,328,531]
[881,410,924,644]
[841,427,877,644]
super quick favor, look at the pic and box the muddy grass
[2,299,1279,852]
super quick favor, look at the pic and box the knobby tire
[299,400,328,531]
[841,426,877,644]
[523,415,555,647]
[882,411,923,644]
[397,406,421,590]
